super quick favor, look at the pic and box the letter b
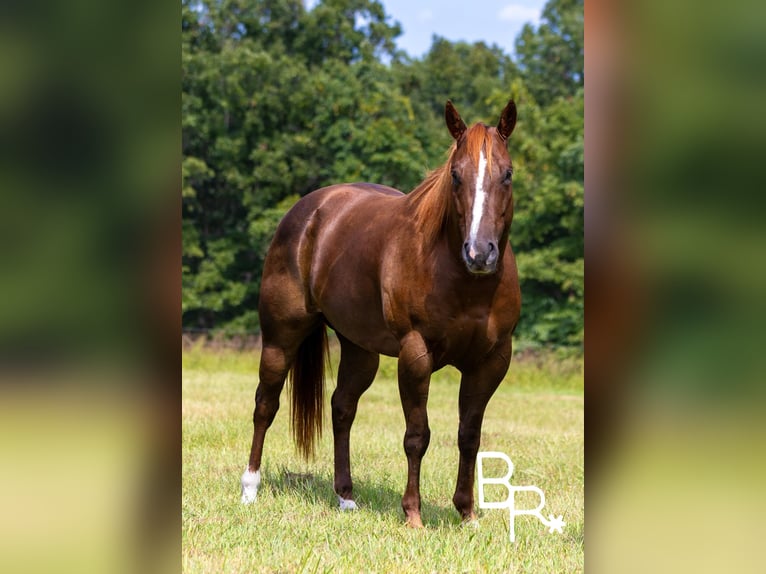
[477,451,514,509]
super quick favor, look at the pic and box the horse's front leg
[453,342,511,522]
[397,331,433,528]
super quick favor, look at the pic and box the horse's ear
[445,100,467,140]
[497,99,517,140]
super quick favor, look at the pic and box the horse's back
[339,182,403,197]
[270,182,401,244]
[299,182,403,207]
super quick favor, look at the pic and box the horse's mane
[407,124,496,247]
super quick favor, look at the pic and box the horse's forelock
[463,124,494,178]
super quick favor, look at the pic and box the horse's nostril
[486,242,499,266]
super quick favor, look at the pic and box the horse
[241,99,521,528]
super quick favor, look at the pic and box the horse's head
[445,99,517,275]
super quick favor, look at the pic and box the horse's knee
[403,425,431,457]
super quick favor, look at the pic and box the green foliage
[182,0,583,348]
[514,0,584,107]
[506,81,583,348]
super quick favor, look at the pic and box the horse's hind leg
[240,342,291,503]
[331,334,379,510]
[241,316,317,504]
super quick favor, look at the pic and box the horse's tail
[289,322,329,459]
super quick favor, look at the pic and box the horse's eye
[503,168,513,185]
[451,169,461,187]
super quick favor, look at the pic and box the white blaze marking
[468,148,488,256]
[241,468,261,504]
[338,496,358,510]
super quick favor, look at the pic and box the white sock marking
[468,148,488,256]
[338,496,358,511]
[241,469,261,504]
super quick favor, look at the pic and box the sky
[379,0,545,58]
[307,0,547,59]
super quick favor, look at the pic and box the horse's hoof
[405,516,425,529]
[461,511,479,528]
[338,496,358,511]
[240,469,261,504]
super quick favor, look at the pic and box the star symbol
[547,514,566,534]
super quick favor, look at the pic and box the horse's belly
[316,276,400,356]
[325,313,401,357]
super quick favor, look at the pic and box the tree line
[182,0,583,349]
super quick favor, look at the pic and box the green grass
[182,342,583,573]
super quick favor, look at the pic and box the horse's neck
[397,205,462,273]
[402,178,456,253]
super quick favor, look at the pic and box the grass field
[182,341,583,573]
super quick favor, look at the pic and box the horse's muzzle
[463,241,498,274]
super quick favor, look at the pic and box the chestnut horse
[242,100,520,527]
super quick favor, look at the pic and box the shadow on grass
[263,467,462,527]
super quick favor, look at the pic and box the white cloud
[498,4,541,23]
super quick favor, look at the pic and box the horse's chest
[419,302,504,366]
[382,261,519,363]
